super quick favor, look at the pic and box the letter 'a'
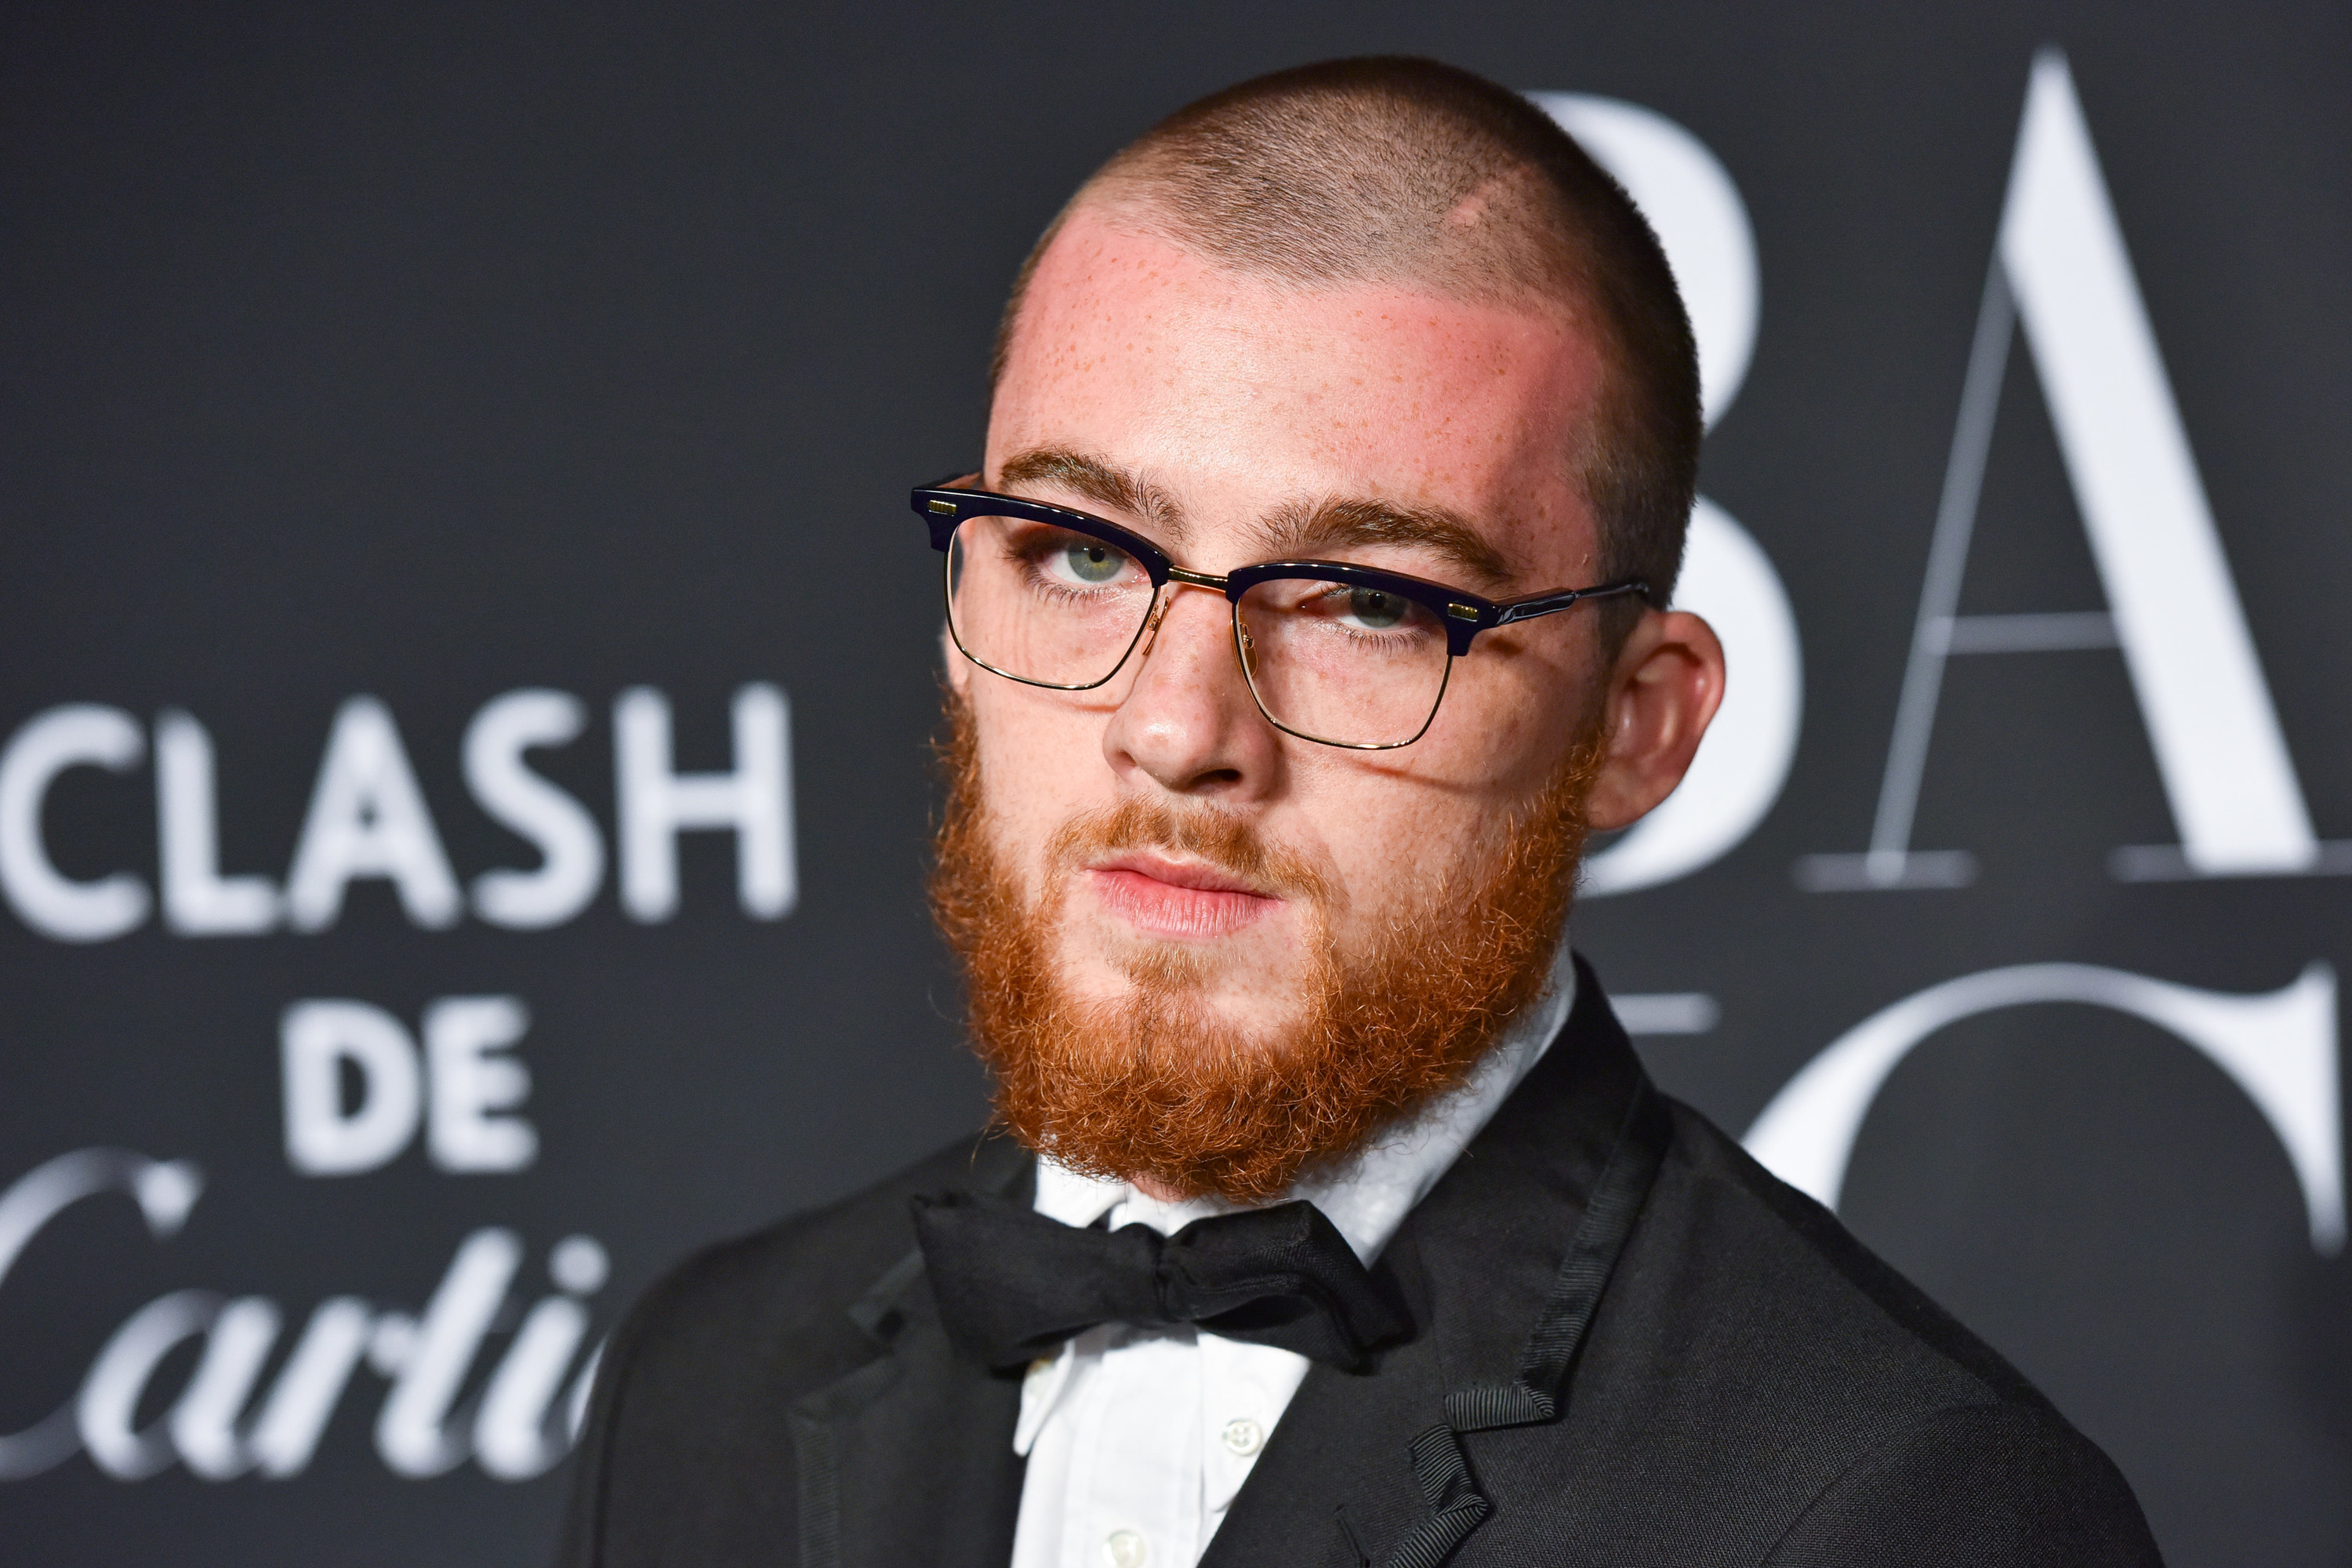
[1799,53,2336,891]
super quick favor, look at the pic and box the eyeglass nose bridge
[1134,566,1236,662]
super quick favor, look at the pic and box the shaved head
[992,56,1701,622]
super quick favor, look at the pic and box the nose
[1100,582,1281,800]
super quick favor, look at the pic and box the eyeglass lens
[944,513,1451,748]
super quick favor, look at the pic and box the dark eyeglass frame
[910,472,1658,750]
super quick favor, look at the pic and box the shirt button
[1105,1528,1147,1567]
[1221,1417,1265,1457]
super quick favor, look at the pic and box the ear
[1585,609,1726,833]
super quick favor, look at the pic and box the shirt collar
[1031,935,1577,1264]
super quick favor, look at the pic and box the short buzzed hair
[992,56,1701,626]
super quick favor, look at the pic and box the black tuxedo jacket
[557,960,2161,1566]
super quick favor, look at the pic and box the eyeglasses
[911,473,1655,750]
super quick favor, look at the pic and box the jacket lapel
[791,1139,1032,1568]
[1200,960,1661,1568]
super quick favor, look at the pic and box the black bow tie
[909,1189,1409,1372]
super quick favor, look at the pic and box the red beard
[929,698,1605,1204]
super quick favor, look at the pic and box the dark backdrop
[4,4,2348,1564]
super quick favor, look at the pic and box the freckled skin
[957,211,1724,1036]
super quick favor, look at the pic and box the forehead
[987,212,1608,580]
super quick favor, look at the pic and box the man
[558,57,2160,1568]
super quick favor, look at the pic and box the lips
[1086,853,1280,939]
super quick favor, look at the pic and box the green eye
[1063,543,1123,583]
[1347,588,1407,630]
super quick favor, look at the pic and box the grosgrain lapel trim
[1381,1427,1491,1568]
[1441,1080,1671,1433]
[789,1136,1033,1568]
[1370,1078,1669,1567]
[790,1357,901,1568]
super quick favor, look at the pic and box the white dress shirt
[1007,944,1577,1568]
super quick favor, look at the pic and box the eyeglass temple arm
[1488,579,1657,626]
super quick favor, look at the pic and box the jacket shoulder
[1501,1099,2159,1563]
[1762,1400,2162,1566]
[1658,1100,2048,1403]
[553,1130,1024,1568]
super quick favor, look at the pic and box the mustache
[1043,796,1330,905]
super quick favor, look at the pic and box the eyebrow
[993,446,1514,588]
[1255,498,1514,589]
[996,448,1187,541]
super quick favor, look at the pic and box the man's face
[964,211,1615,1040]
